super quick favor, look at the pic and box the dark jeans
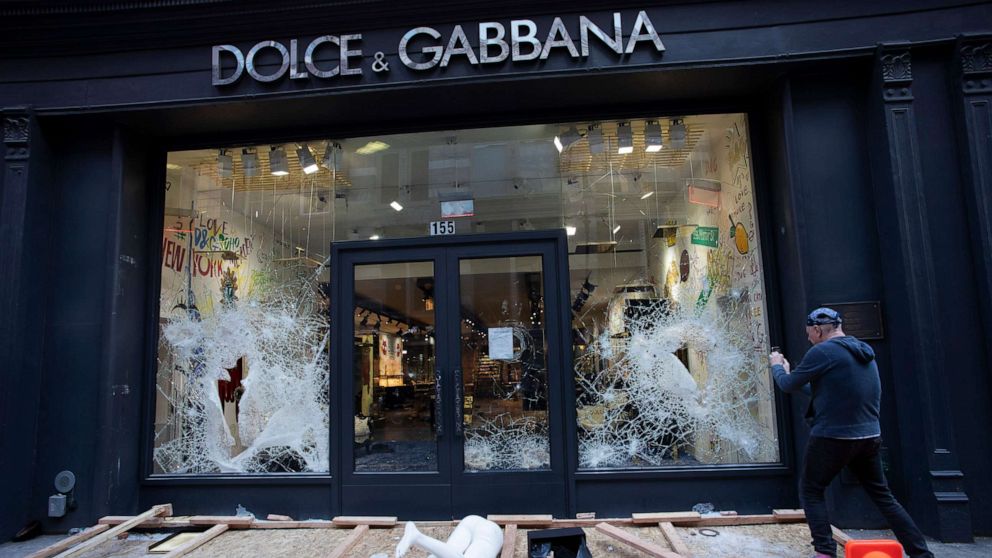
[801,436,934,558]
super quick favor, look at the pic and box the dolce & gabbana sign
[212,10,664,86]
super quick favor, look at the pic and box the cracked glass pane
[568,114,778,467]
[154,162,331,474]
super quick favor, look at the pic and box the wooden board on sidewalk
[658,521,693,557]
[25,525,110,558]
[163,524,228,557]
[631,511,701,525]
[53,504,172,558]
[500,524,517,558]
[487,514,554,526]
[594,522,684,558]
[772,509,806,521]
[332,516,397,527]
[327,524,369,558]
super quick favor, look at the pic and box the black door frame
[330,230,575,519]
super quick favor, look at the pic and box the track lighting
[322,142,342,171]
[669,118,687,149]
[587,124,604,154]
[645,120,663,152]
[269,145,289,176]
[242,148,259,177]
[217,149,233,178]
[297,143,319,174]
[554,126,581,153]
[617,122,633,154]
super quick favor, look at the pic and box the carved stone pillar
[0,107,37,539]
[873,45,973,542]
[955,35,992,391]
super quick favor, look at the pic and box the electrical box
[48,494,67,517]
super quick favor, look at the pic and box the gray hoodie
[772,336,881,439]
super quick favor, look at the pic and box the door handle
[434,371,443,437]
[454,369,464,437]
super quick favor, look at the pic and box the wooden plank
[98,516,191,528]
[328,524,369,558]
[55,504,172,558]
[487,514,553,526]
[266,514,293,522]
[250,520,335,529]
[631,512,701,525]
[500,524,517,558]
[594,522,683,558]
[332,516,397,527]
[675,514,778,527]
[534,518,634,528]
[26,525,110,558]
[658,522,692,557]
[188,516,254,528]
[772,509,806,522]
[832,525,853,546]
[163,524,228,557]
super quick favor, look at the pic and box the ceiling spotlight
[356,140,389,155]
[669,118,687,149]
[390,201,404,212]
[565,225,577,236]
[641,191,654,200]
[269,145,289,176]
[645,120,663,152]
[617,122,633,154]
[297,143,319,174]
[554,126,582,153]
[613,224,622,234]
[587,124,604,154]
[217,149,233,178]
[322,142,342,171]
[369,234,381,240]
[242,148,259,177]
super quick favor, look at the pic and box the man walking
[771,307,934,558]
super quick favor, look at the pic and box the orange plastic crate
[845,539,904,558]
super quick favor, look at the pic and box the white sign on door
[488,327,514,360]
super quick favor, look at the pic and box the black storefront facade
[2,0,991,544]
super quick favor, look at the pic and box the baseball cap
[806,307,842,326]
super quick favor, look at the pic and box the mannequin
[395,515,504,558]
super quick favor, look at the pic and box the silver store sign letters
[213,11,665,86]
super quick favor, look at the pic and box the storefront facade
[1,0,990,542]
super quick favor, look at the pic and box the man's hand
[770,351,790,373]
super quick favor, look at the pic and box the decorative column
[0,107,38,539]
[874,45,972,542]
[955,35,992,389]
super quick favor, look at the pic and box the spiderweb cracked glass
[154,269,330,473]
[575,299,776,468]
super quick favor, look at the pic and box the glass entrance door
[333,233,568,519]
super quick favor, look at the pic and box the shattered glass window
[154,113,777,474]
[566,114,779,467]
[154,159,332,474]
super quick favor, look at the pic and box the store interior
[154,113,779,474]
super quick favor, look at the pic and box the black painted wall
[909,44,992,533]
[1,0,991,541]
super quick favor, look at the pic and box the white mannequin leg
[394,516,504,558]
[395,521,464,558]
